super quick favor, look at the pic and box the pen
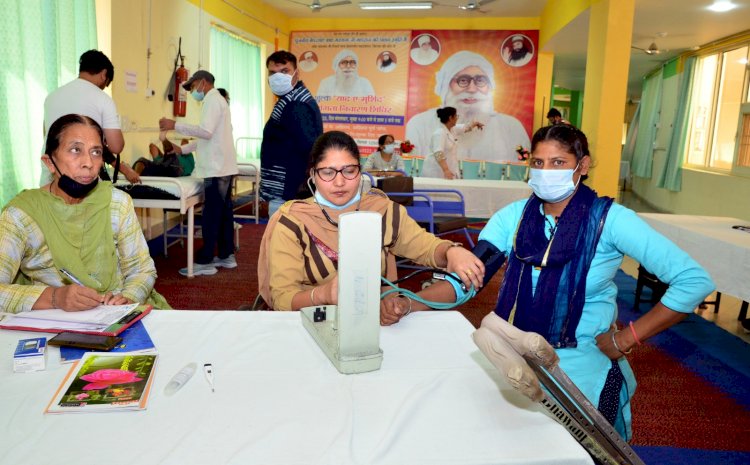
[59,268,84,286]
[203,363,215,393]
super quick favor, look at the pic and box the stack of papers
[0,304,146,335]
[45,352,158,414]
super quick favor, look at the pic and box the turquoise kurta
[477,199,715,439]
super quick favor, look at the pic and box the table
[639,213,750,303]
[0,311,591,465]
[413,178,531,219]
[365,176,531,219]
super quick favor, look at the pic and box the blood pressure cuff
[446,239,507,300]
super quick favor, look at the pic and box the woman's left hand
[446,246,485,290]
[596,325,632,360]
[102,292,133,306]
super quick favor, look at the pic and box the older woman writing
[258,130,483,324]
[0,114,169,312]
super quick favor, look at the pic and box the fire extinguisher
[173,57,188,117]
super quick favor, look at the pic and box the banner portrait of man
[406,30,537,163]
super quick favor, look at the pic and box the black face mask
[49,156,99,198]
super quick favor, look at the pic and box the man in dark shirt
[261,50,324,217]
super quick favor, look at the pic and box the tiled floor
[619,191,750,343]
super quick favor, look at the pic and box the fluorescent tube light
[360,2,433,10]
[707,1,737,12]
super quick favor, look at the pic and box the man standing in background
[43,49,140,184]
[160,70,239,276]
[261,51,323,217]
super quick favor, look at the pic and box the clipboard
[0,305,152,337]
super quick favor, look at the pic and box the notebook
[59,320,156,363]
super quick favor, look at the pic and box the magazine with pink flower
[45,352,157,414]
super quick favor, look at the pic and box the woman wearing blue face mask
[257,131,484,322]
[409,124,714,441]
[362,134,406,175]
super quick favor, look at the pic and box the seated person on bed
[133,138,195,177]
[0,114,170,313]
[257,130,484,323]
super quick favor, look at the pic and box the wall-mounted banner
[406,30,537,162]
[291,30,410,154]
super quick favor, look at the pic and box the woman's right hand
[53,285,105,311]
[443,170,456,180]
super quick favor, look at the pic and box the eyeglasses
[338,60,358,68]
[453,74,490,89]
[314,164,361,182]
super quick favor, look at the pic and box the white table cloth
[0,311,591,465]
[639,213,750,302]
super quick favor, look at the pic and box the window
[210,26,264,160]
[685,45,750,173]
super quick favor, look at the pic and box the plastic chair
[460,160,484,179]
[507,164,528,181]
[392,189,475,248]
[484,161,504,180]
[402,157,414,177]
[410,155,425,176]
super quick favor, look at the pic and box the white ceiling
[264,0,750,97]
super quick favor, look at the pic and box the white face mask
[527,164,580,203]
[268,70,296,96]
[382,144,395,154]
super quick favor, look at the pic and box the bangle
[629,321,642,346]
[51,287,58,309]
[399,294,413,316]
[611,330,632,356]
[310,287,318,305]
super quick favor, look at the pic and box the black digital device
[48,332,122,351]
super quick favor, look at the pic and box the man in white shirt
[42,50,140,184]
[160,70,239,276]
[406,51,530,163]
[316,49,375,98]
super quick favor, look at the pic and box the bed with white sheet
[115,176,204,278]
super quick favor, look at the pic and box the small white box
[14,337,47,373]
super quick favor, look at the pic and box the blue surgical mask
[527,164,580,203]
[191,82,205,102]
[314,189,361,210]
[268,70,296,96]
[382,144,396,155]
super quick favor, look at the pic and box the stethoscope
[307,174,366,228]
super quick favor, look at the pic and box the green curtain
[630,69,664,179]
[0,0,97,208]
[657,57,696,192]
[210,27,263,160]
[621,103,640,163]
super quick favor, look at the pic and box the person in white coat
[406,51,530,163]
[422,106,484,179]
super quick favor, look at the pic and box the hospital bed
[234,161,260,223]
[115,176,204,278]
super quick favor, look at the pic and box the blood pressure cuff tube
[446,240,507,300]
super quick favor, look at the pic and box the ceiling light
[707,1,737,12]
[360,2,433,10]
